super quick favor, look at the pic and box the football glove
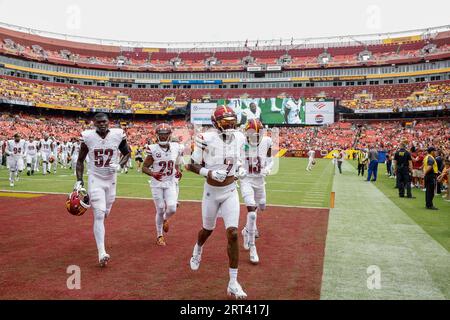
[175,170,182,180]
[261,167,271,177]
[73,180,84,191]
[211,169,228,182]
[107,163,122,174]
[151,171,164,181]
[236,166,247,179]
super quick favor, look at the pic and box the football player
[306,149,316,171]
[282,96,302,124]
[71,138,81,176]
[240,119,273,264]
[74,113,131,267]
[0,137,4,169]
[39,133,54,175]
[134,146,144,173]
[60,140,69,169]
[5,133,26,187]
[142,124,183,246]
[25,136,39,176]
[240,102,262,126]
[186,105,248,299]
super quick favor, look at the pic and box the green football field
[0,157,448,299]
[0,158,334,208]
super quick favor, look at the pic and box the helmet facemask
[157,131,171,147]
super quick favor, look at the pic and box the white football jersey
[192,129,246,177]
[61,143,69,154]
[0,140,3,155]
[72,142,81,156]
[40,139,53,154]
[242,106,262,122]
[147,142,183,185]
[81,128,126,178]
[7,139,26,158]
[283,99,301,124]
[244,136,272,178]
[25,141,38,156]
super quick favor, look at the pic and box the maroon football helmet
[66,189,90,216]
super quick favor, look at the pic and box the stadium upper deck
[1,22,449,72]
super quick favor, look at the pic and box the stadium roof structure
[1,21,449,52]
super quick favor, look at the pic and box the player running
[25,136,39,176]
[74,113,131,267]
[306,149,316,171]
[240,119,273,264]
[186,105,248,299]
[5,133,26,187]
[142,124,183,246]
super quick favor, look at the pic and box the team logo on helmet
[211,106,237,133]
[245,119,264,146]
[65,189,90,216]
[155,123,172,147]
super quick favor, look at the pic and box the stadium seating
[1,26,449,71]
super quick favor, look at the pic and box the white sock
[194,243,203,255]
[43,162,47,173]
[155,210,164,237]
[246,211,257,246]
[229,268,238,283]
[93,210,106,256]
[9,171,15,182]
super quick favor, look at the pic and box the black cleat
[27,171,31,176]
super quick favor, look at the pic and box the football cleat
[190,248,201,271]
[156,236,166,246]
[249,245,259,264]
[99,253,110,267]
[227,281,247,300]
[241,228,250,250]
[163,220,169,233]
[9,181,14,187]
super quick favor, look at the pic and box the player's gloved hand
[151,171,164,181]
[210,169,228,182]
[73,180,84,191]
[175,170,182,180]
[108,163,122,173]
[261,167,271,177]
[236,166,247,179]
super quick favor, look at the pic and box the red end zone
[0,194,329,300]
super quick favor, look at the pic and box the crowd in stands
[341,83,450,110]
[1,76,449,114]
[2,32,449,71]
[1,111,448,158]
[0,77,185,112]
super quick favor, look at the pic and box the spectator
[423,147,439,210]
[367,145,379,182]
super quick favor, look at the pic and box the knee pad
[248,211,257,221]
[258,203,266,211]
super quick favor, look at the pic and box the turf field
[0,158,334,208]
[0,158,448,300]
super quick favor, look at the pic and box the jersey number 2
[94,149,113,167]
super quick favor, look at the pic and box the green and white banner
[190,98,334,125]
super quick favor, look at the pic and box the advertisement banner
[305,100,335,125]
[191,98,334,125]
[190,103,218,125]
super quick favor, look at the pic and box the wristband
[199,167,209,177]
